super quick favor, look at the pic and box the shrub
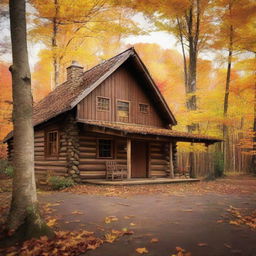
[48,176,75,190]
[0,159,14,177]
[214,151,224,178]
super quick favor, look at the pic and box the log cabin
[3,47,221,183]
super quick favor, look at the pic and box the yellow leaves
[104,233,118,243]
[135,247,149,254]
[46,218,57,227]
[104,216,118,224]
[130,222,136,226]
[71,210,84,215]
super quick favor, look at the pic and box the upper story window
[97,139,113,158]
[139,103,149,114]
[97,96,110,111]
[45,130,59,156]
[117,100,129,122]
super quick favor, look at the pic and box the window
[98,139,113,158]
[97,97,110,111]
[117,100,129,122]
[46,130,59,156]
[139,104,149,114]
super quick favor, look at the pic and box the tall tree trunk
[7,0,53,240]
[223,23,233,172]
[52,0,59,89]
[185,0,201,178]
[252,53,256,173]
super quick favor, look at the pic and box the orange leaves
[135,247,149,254]
[2,230,103,256]
[104,216,118,224]
[105,229,134,243]
[150,238,159,243]
[227,206,256,230]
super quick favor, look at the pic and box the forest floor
[0,174,255,256]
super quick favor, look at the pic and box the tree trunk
[185,1,201,178]
[52,0,59,89]
[7,0,54,240]
[223,23,233,172]
[252,53,256,173]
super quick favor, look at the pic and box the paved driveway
[38,179,256,256]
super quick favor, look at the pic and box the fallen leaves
[71,210,84,215]
[136,247,149,254]
[150,238,159,243]
[227,206,256,230]
[105,229,134,243]
[197,242,208,247]
[1,230,103,256]
[104,216,118,224]
[63,177,256,197]
[46,218,57,227]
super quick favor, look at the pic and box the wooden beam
[169,142,174,179]
[127,138,132,179]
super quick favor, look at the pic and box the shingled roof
[4,47,178,142]
[78,119,222,144]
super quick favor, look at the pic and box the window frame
[45,130,59,157]
[97,138,114,159]
[96,96,111,112]
[139,103,150,114]
[116,99,130,122]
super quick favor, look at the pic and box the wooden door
[131,141,147,178]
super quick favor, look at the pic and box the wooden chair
[106,161,128,181]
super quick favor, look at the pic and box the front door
[131,141,147,178]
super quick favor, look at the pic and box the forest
[0,0,255,172]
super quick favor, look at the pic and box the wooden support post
[127,138,131,179]
[169,141,174,179]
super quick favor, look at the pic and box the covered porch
[76,119,221,182]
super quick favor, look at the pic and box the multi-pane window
[46,131,59,156]
[117,100,129,122]
[139,103,149,114]
[98,139,113,158]
[97,97,110,111]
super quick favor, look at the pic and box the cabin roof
[3,47,178,143]
[78,119,222,144]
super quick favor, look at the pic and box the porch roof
[77,119,222,144]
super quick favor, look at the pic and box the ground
[0,174,256,256]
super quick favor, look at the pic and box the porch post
[127,138,131,179]
[169,141,174,178]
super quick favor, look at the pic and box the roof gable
[3,47,177,142]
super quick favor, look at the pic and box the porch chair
[105,161,128,181]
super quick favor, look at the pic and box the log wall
[78,132,127,179]
[34,128,68,183]
[149,141,169,178]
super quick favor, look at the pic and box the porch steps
[83,178,200,185]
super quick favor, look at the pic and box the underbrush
[47,176,75,190]
[0,159,13,178]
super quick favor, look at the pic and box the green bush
[0,159,14,177]
[214,151,224,178]
[48,176,75,190]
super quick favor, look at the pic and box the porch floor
[83,178,200,185]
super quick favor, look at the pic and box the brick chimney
[66,60,84,82]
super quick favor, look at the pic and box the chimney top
[66,60,84,82]
[68,60,83,69]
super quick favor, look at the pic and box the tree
[6,0,53,239]
[213,0,255,171]
[30,0,141,88]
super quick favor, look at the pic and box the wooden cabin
[3,48,220,183]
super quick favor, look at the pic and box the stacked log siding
[149,142,169,177]
[34,129,68,183]
[79,133,127,179]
